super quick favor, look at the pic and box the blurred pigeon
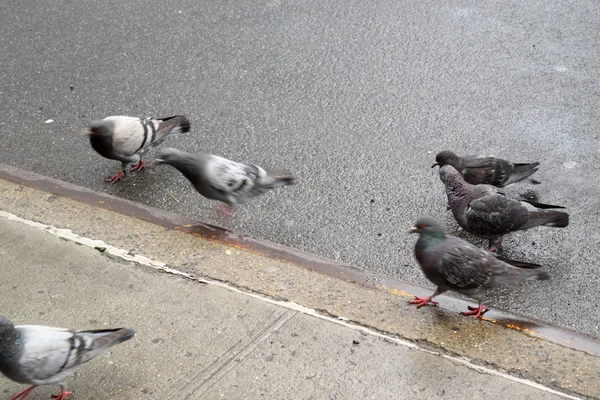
[439,165,569,250]
[409,217,550,318]
[88,115,190,183]
[0,315,134,400]
[433,150,540,187]
[155,148,297,216]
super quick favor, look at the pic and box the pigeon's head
[410,217,445,235]
[87,121,113,138]
[432,150,459,168]
[0,315,15,335]
[438,164,464,186]
[155,147,186,165]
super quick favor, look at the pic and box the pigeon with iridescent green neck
[0,315,134,400]
[409,217,550,319]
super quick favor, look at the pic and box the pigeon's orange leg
[461,304,489,319]
[11,385,36,400]
[409,295,438,308]
[487,236,503,252]
[131,159,149,172]
[51,387,73,400]
[216,203,234,218]
[105,170,125,183]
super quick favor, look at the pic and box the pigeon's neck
[416,231,445,250]
[0,328,20,362]
[445,177,472,206]
[447,158,464,172]
[171,158,204,184]
[89,134,114,158]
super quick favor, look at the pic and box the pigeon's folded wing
[205,156,260,195]
[440,246,492,290]
[17,326,74,381]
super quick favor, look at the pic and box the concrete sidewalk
[0,215,566,400]
[0,168,598,399]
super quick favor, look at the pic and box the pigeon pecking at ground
[432,150,540,187]
[88,115,190,183]
[155,147,297,217]
[439,164,569,251]
[0,315,134,400]
[409,216,550,319]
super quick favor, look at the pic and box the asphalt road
[1,0,598,335]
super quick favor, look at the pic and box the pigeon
[155,148,297,216]
[409,216,550,318]
[0,315,134,400]
[439,164,569,250]
[432,150,540,187]
[88,115,191,183]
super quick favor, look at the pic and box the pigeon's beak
[431,162,439,168]
[154,158,164,164]
[409,226,419,234]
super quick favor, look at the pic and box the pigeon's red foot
[487,237,503,252]
[11,385,36,400]
[461,304,489,319]
[409,295,438,308]
[131,159,149,172]
[51,388,73,400]
[216,203,234,218]
[105,170,125,183]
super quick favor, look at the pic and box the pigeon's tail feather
[495,255,541,269]
[151,116,191,147]
[522,210,569,229]
[504,162,540,186]
[258,169,298,189]
[83,328,136,346]
[525,200,566,209]
[158,115,191,136]
[489,268,550,286]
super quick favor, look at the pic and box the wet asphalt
[1,0,599,334]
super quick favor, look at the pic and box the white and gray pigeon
[409,216,550,318]
[439,164,569,250]
[433,150,540,187]
[0,315,134,400]
[155,147,297,216]
[88,115,191,183]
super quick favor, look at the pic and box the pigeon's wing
[16,325,77,381]
[204,156,261,197]
[146,116,191,147]
[106,116,149,156]
[462,157,514,186]
[465,187,529,234]
[440,244,493,291]
[17,325,134,382]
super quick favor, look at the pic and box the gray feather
[434,150,540,187]
[439,165,569,242]
[0,315,134,388]
[411,217,550,303]
[88,115,190,168]
[156,148,297,207]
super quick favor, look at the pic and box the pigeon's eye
[416,224,427,229]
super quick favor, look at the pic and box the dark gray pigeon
[88,115,190,183]
[156,148,297,216]
[439,164,569,250]
[0,315,134,400]
[433,150,540,187]
[409,216,550,318]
